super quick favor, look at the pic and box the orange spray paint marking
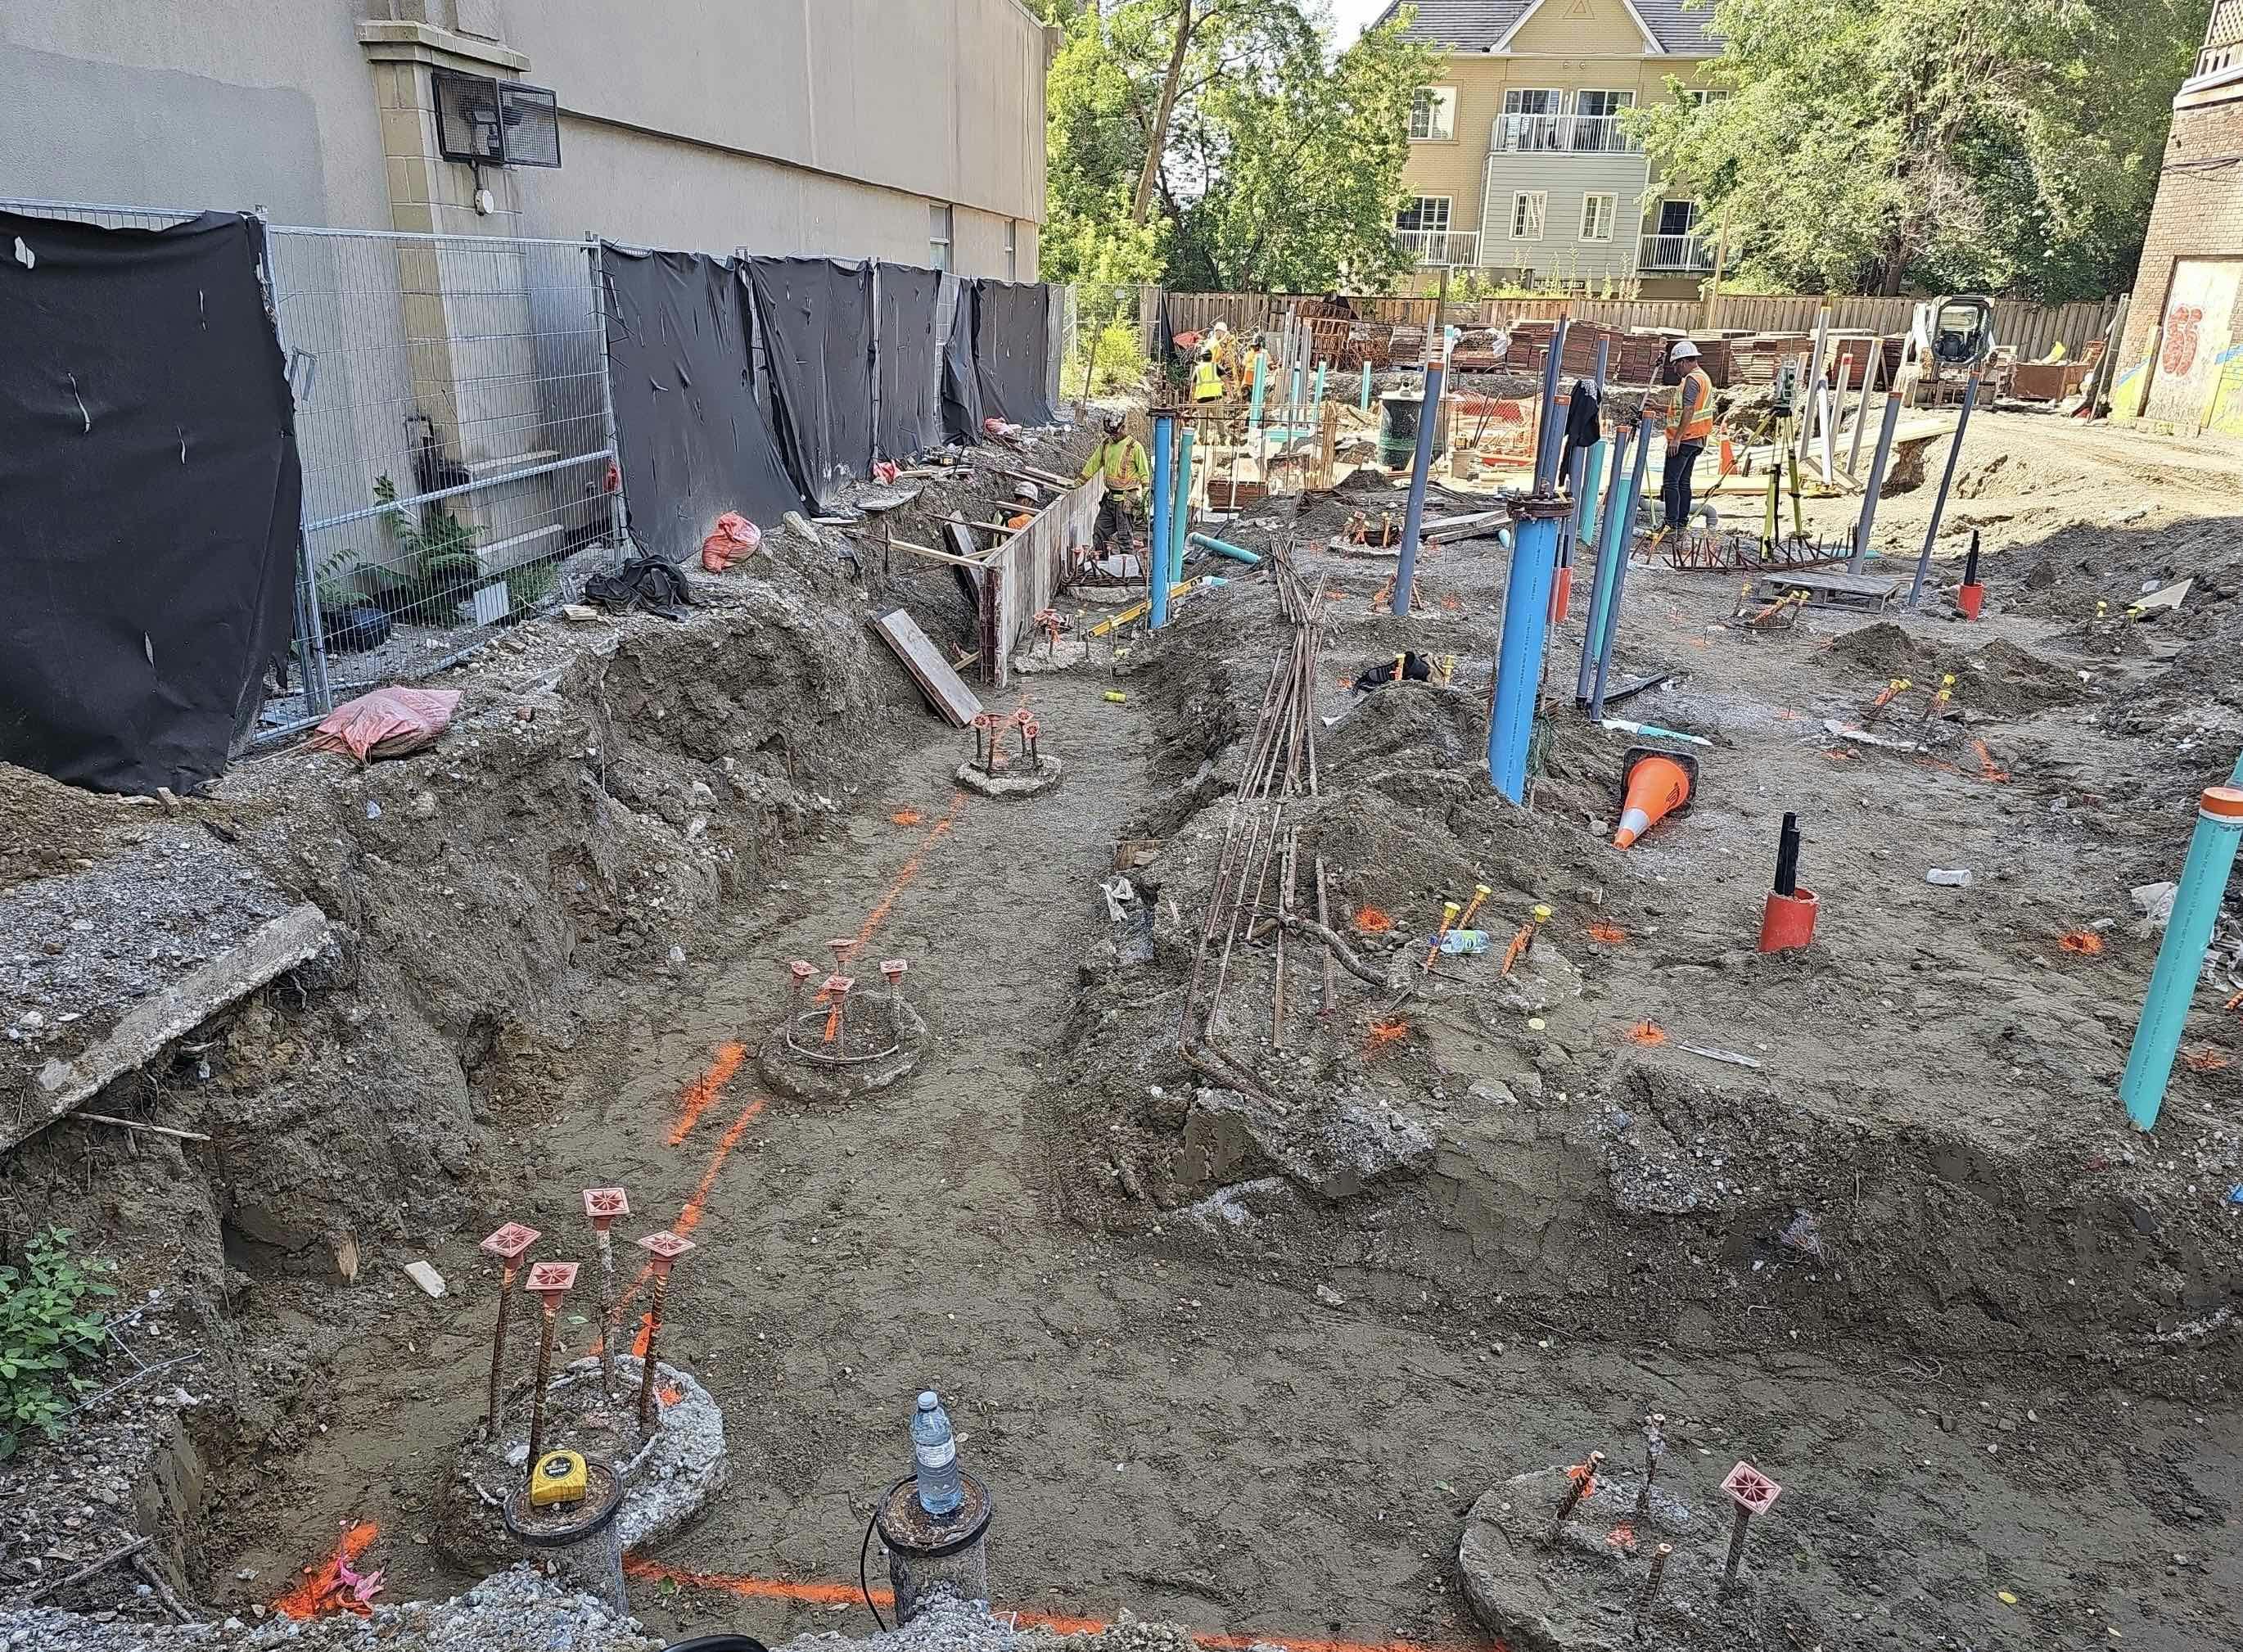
[622,1559,1459,1652]
[667,1040,747,1147]
[606,1099,765,1346]
[2058,930,2105,956]
[2181,1045,2231,1072]
[890,808,923,826]
[851,792,967,956]
[1970,739,2011,783]
[1352,907,1394,936]
[1586,921,1627,945]
[1605,1521,1637,1550]
[1627,1021,1667,1047]
[1365,1017,1410,1055]
[273,1522,380,1620]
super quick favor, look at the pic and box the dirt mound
[0,763,142,890]
[1827,623,2087,717]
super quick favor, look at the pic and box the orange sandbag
[309,687,461,763]
[701,511,760,571]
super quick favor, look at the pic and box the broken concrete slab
[11,902,331,1153]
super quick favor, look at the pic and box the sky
[1329,0,1394,43]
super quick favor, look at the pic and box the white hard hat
[1669,338,1703,361]
[1212,319,1230,332]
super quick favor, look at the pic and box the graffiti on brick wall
[2161,304,2205,377]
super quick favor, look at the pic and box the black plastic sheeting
[973,279,1057,427]
[748,256,874,511]
[0,210,301,794]
[873,263,941,459]
[600,245,806,560]
[941,285,985,445]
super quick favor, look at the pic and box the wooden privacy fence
[1150,291,2122,375]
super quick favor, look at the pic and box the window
[1396,196,1452,234]
[929,203,952,272]
[1499,87,1562,151]
[1681,88,1713,110]
[1510,191,1546,241]
[1580,192,1617,241]
[1656,200,1699,237]
[1410,86,1456,141]
[1503,88,1560,115]
[1573,89,1636,119]
[1004,219,1018,281]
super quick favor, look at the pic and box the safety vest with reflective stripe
[1084,437,1149,491]
[1677,367,1716,443]
[1192,359,1225,401]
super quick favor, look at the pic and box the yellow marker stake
[1423,900,1464,971]
[1458,882,1494,931]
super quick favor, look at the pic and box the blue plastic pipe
[1171,428,1195,587]
[1187,532,1262,566]
[1488,509,1562,802]
[1360,363,1373,412]
[1577,422,1636,703]
[1149,413,1173,630]
[1589,418,1661,721]
[2119,783,2243,1130]
[1392,354,1446,618]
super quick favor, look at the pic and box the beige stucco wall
[0,0,1048,278]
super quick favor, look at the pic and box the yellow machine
[530,1450,589,1508]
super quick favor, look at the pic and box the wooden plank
[871,610,983,726]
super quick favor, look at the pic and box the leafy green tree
[1634,0,2208,300]
[1036,1,1438,292]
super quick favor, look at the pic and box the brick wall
[2114,87,2243,416]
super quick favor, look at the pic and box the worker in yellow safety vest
[1081,413,1151,557]
[1191,346,1225,404]
[1660,338,1718,534]
[1208,319,1240,383]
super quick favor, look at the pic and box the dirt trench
[2,411,2240,1652]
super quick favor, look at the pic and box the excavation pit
[757,997,930,1100]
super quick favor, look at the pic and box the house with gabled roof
[1378,0,1726,296]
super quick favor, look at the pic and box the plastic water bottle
[910,1391,963,1517]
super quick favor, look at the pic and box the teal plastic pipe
[1149,413,1174,631]
[1360,363,1373,411]
[1188,532,1263,566]
[1170,429,1195,587]
[2119,783,2243,1129]
[1313,359,1327,408]
[1250,354,1267,429]
[1581,467,1636,699]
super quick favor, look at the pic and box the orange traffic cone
[1613,747,1698,849]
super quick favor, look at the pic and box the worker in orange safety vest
[1661,338,1717,534]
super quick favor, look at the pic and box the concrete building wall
[0,0,1050,278]
[0,0,390,226]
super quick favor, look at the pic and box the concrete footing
[955,756,1064,798]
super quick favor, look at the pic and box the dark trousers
[1094,490,1140,555]
[1662,440,1704,529]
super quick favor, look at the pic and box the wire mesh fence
[261,227,624,736]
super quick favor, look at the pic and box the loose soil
[2,411,2241,1652]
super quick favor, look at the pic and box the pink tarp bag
[309,687,462,763]
[700,511,760,572]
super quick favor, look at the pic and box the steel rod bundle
[1179,547,1339,1086]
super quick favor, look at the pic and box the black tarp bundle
[941,282,984,445]
[973,279,1058,427]
[599,245,806,561]
[873,263,941,460]
[747,256,875,511]
[0,210,301,794]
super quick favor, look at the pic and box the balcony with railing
[1394,228,1483,266]
[1490,113,1641,156]
[1639,233,1716,273]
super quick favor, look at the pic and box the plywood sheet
[872,610,982,726]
